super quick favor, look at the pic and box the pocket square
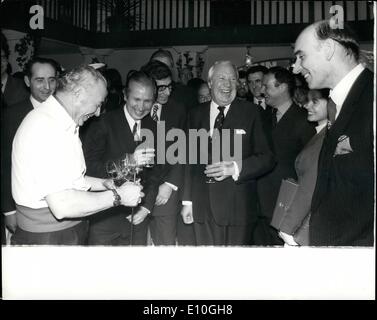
[333,135,353,157]
[235,129,246,135]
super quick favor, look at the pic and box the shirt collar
[315,122,327,134]
[330,63,365,108]
[210,100,231,115]
[1,73,8,93]
[123,103,140,130]
[44,95,78,134]
[30,95,43,109]
[275,99,292,117]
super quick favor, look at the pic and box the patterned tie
[151,103,159,122]
[132,122,140,144]
[214,106,225,131]
[327,98,337,129]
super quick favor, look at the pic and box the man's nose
[43,80,50,90]
[292,60,302,74]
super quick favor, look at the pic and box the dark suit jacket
[183,98,275,226]
[257,102,316,221]
[151,96,187,217]
[2,75,29,107]
[310,69,374,246]
[82,107,163,230]
[1,97,33,213]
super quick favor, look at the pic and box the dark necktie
[132,122,140,144]
[151,103,159,122]
[327,98,336,129]
[271,108,278,128]
[214,106,225,131]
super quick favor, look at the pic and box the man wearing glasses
[141,60,188,245]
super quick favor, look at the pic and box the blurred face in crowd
[247,71,264,98]
[208,62,237,106]
[125,80,154,120]
[25,62,57,102]
[236,77,248,98]
[1,49,8,77]
[303,90,328,123]
[293,26,330,89]
[261,73,284,107]
[198,83,211,104]
[155,77,173,105]
[74,79,107,126]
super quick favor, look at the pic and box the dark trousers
[252,216,283,246]
[149,214,177,245]
[194,206,253,246]
[176,214,196,246]
[11,221,89,245]
[88,215,149,246]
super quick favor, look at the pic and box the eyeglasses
[156,83,173,93]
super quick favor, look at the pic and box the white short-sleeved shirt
[12,95,91,210]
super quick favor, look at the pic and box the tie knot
[218,106,225,113]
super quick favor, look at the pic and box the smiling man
[292,20,374,246]
[2,57,58,236]
[82,70,161,246]
[181,60,275,246]
[10,65,144,245]
[255,66,316,245]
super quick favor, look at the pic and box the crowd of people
[0,19,374,247]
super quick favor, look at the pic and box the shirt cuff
[3,210,16,216]
[139,206,151,214]
[182,201,192,206]
[232,161,240,181]
[164,182,178,191]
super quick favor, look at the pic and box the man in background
[1,57,58,241]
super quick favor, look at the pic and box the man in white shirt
[293,19,374,246]
[10,65,143,245]
[2,57,58,238]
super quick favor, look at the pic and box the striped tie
[152,103,159,122]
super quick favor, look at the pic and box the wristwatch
[111,189,121,207]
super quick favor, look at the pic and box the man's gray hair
[56,65,107,93]
[207,61,239,82]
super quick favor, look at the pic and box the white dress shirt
[12,95,91,209]
[330,63,365,120]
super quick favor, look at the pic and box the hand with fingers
[131,148,155,167]
[117,182,144,207]
[278,230,299,246]
[155,183,173,206]
[126,206,149,225]
[204,161,236,182]
[180,205,194,224]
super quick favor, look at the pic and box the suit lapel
[326,69,370,143]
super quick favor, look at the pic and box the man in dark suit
[141,60,189,245]
[256,66,316,245]
[293,20,374,246]
[82,71,159,245]
[181,60,275,246]
[1,57,58,242]
[1,41,29,107]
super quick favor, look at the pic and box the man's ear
[207,80,212,90]
[122,88,127,102]
[24,75,30,88]
[322,38,336,61]
[72,85,83,98]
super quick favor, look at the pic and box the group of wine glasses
[106,150,153,187]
